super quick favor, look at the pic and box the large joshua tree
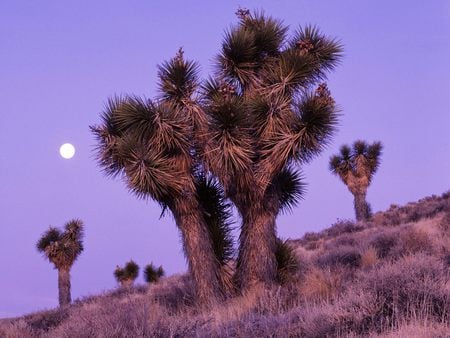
[36,219,84,307]
[91,51,233,304]
[92,9,341,298]
[329,140,383,221]
[201,10,342,290]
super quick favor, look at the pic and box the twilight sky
[1,0,449,318]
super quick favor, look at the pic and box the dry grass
[1,192,449,337]
[361,246,378,268]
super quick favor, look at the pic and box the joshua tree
[92,9,341,298]
[144,263,165,284]
[36,219,84,307]
[91,51,233,304]
[201,10,341,290]
[114,260,139,287]
[329,140,383,221]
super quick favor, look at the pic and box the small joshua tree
[144,263,165,284]
[329,140,383,221]
[36,219,84,307]
[114,260,139,287]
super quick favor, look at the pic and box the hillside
[1,192,449,337]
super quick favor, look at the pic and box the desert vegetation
[7,7,446,338]
[329,140,383,221]
[90,8,342,304]
[114,260,140,287]
[36,219,84,307]
[144,263,165,284]
[3,192,448,337]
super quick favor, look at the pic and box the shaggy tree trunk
[58,267,71,307]
[236,205,278,292]
[172,197,225,305]
[354,191,369,221]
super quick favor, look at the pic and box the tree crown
[36,219,84,269]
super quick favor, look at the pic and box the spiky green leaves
[196,176,234,265]
[219,11,289,89]
[289,25,343,76]
[114,260,139,285]
[144,263,165,283]
[91,95,195,204]
[158,48,200,102]
[36,227,62,253]
[289,85,339,162]
[202,92,254,189]
[275,239,299,284]
[36,219,84,269]
[270,168,306,214]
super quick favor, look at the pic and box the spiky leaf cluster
[275,239,299,284]
[203,9,342,204]
[114,260,139,283]
[144,263,165,283]
[329,140,383,184]
[36,219,84,269]
[91,91,196,206]
[196,176,234,264]
[269,167,306,214]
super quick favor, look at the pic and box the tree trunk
[236,205,278,292]
[171,197,225,305]
[58,267,71,307]
[354,191,369,221]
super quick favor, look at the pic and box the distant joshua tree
[329,140,383,221]
[144,263,165,284]
[114,260,140,287]
[36,219,84,307]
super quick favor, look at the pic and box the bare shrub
[439,211,450,232]
[400,228,433,254]
[358,253,449,326]
[148,274,195,313]
[316,246,362,269]
[302,232,321,242]
[304,240,320,250]
[25,308,69,332]
[325,219,364,237]
[370,231,399,258]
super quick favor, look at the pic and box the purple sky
[1,1,449,318]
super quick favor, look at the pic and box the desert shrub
[304,240,320,250]
[358,253,449,326]
[444,253,450,267]
[370,231,399,258]
[316,246,362,269]
[400,228,433,254]
[302,232,321,242]
[325,219,364,237]
[149,275,195,313]
[405,209,421,223]
[300,267,342,301]
[384,210,402,226]
[439,211,450,232]
[25,308,69,332]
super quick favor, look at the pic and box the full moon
[59,143,75,159]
